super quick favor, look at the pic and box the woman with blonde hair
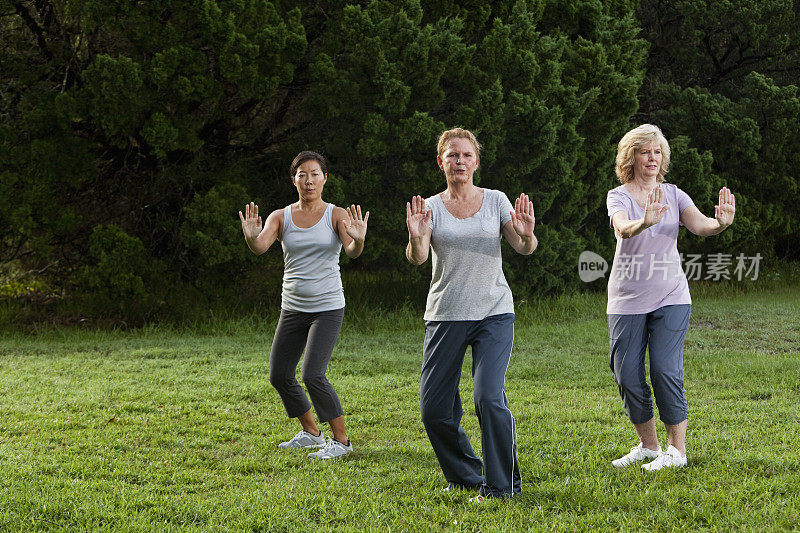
[406,128,537,501]
[606,124,735,470]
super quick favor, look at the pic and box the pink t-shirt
[606,183,695,315]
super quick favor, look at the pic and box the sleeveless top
[280,203,345,312]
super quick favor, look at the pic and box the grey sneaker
[278,430,326,449]
[307,438,353,459]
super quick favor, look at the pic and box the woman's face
[293,160,326,201]
[437,137,479,184]
[633,141,662,181]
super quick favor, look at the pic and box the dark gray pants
[269,307,345,423]
[608,304,691,425]
[421,313,520,498]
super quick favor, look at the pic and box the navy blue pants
[420,313,521,498]
[608,304,691,425]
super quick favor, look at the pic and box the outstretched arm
[406,195,432,265]
[239,202,281,255]
[335,205,370,259]
[612,185,668,239]
[680,187,735,236]
[502,193,537,255]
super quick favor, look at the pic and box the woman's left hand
[344,204,369,242]
[715,187,736,228]
[511,193,535,238]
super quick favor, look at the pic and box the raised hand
[406,195,432,239]
[511,193,535,238]
[643,185,669,227]
[715,187,736,228]
[239,202,262,241]
[343,204,369,242]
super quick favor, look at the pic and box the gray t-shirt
[424,188,515,321]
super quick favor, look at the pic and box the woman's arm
[680,187,735,236]
[611,185,668,239]
[239,202,281,255]
[406,195,432,265]
[501,193,537,255]
[334,205,369,259]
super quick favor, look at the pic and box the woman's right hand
[406,195,432,239]
[643,186,669,228]
[239,202,263,242]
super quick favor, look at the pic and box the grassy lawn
[1,285,799,531]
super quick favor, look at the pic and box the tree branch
[10,0,53,60]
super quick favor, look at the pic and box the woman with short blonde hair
[606,124,736,471]
[615,124,672,183]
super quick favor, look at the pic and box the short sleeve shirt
[606,183,695,315]
[424,188,515,321]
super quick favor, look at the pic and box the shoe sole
[642,462,687,471]
[307,451,353,460]
[612,458,653,468]
[278,442,326,450]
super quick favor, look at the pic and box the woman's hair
[437,128,482,161]
[289,151,327,180]
[615,124,671,183]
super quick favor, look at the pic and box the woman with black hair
[240,151,368,460]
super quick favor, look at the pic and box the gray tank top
[280,203,345,312]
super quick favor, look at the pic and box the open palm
[406,195,432,239]
[511,193,535,237]
[643,186,668,227]
[343,204,369,241]
[239,202,262,241]
[715,187,736,228]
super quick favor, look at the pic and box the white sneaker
[278,430,326,449]
[612,442,662,467]
[307,438,353,459]
[642,445,687,471]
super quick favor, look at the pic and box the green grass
[1,286,799,531]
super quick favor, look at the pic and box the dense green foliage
[636,0,800,258]
[1,0,797,320]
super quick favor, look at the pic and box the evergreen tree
[636,0,800,260]
[9,0,791,319]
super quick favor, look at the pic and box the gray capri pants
[269,307,345,423]
[608,304,691,425]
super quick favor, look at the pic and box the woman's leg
[632,418,659,451]
[420,320,483,487]
[608,313,655,432]
[648,304,691,455]
[269,310,316,428]
[470,313,519,497]
[327,416,347,445]
[297,409,321,436]
[300,308,346,442]
[609,313,662,467]
[665,420,687,455]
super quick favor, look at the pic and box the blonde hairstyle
[437,128,482,162]
[615,124,671,183]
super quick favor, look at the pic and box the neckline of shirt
[437,188,487,221]
[288,202,330,230]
